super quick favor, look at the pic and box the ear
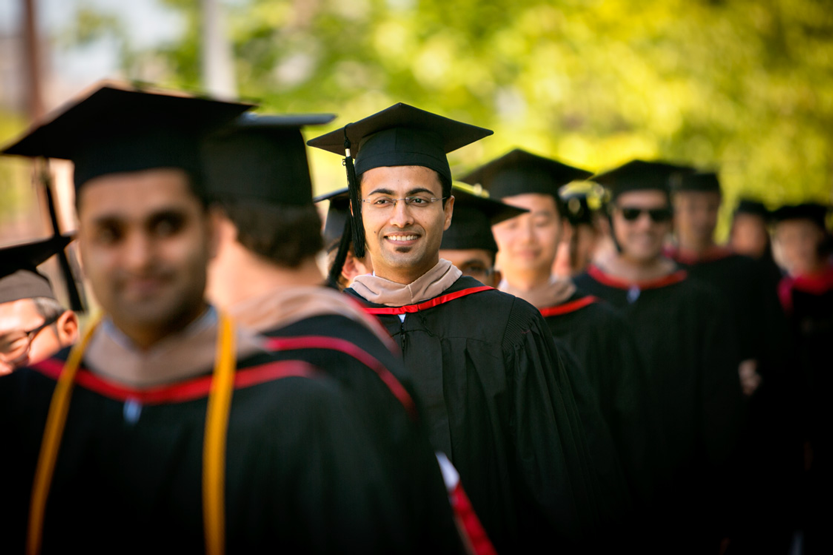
[443,195,455,231]
[490,268,502,288]
[56,310,79,347]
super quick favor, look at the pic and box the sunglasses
[618,206,673,223]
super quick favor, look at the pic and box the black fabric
[345,276,631,554]
[263,314,465,554]
[202,113,334,206]
[315,188,351,248]
[0,349,416,554]
[672,171,721,193]
[1,83,251,190]
[590,159,695,200]
[0,235,74,304]
[573,269,745,552]
[770,203,829,229]
[734,199,769,218]
[440,186,527,252]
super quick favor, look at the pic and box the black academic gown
[261,314,464,554]
[670,249,802,554]
[346,276,630,554]
[0,348,413,554]
[574,265,744,551]
[540,291,659,509]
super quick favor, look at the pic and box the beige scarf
[351,259,463,307]
[85,309,268,388]
[229,285,393,346]
[498,276,576,309]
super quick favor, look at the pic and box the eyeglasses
[0,313,60,365]
[361,196,447,210]
[459,265,494,280]
[618,206,673,223]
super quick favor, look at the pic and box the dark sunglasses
[618,206,673,223]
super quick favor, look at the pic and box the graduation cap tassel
[343,125,366,259]
[326,217,353,289]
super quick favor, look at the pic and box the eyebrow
[367,187,439,197]
[90,208,190,228]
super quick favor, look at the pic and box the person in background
[553,181,612,278]
[315,188,373,289]
[0,236,79,374]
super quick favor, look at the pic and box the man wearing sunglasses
[0,236,79,375]
[574,160,745,553]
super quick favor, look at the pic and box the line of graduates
[0,81,830,554]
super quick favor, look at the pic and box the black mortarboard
[313,188,351,250]
[459,148,592,202]
[673,171,721,194]
[307,102,492,267]
[591,159,696,200]
[734,199,769,219]
[202,113,335,206]
[770,203,829,229]
[0,235,73,304]
[440,185,528,253]
[2,82,253,191]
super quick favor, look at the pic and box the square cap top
[440,184,527,253]
[0,234,74,303]
[202,113,335,206]
[2,81,253,191]
[591,159,696,199]
[313,188,351,249]
[770,203,829,229]
[306,103,493,182]
[673,171,721,194]
[459,148,592,200]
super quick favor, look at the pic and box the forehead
[360,165,442,194]
[500,193,558,214]
[77,168,199,221]
[0,298,40,332]
[616,189,669,207]
[674,190,721,205]
[775,219,823,236]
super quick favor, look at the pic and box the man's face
[731,213,769,259]
[0,299,64,374]
[493,193,563,278]
[773,219,826,277]
[360,165,454,283]
[673,190,721,247]
[439,248,499,287]
[611,190,673,264]
[77,168,215,340]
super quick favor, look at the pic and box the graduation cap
[202,113,335,206]
[770,203,829,229]
[0,235,74,305]
[459,148,593,203]
[591,159,696,200]
[558,181,609,226]
[440,185,528,253]
[2,82,253,192]
[313,187,351,251]
[733,198,769,219]
[307,102,492,277]
[672,171,721,194]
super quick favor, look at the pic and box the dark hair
[32,297,67,324]
[215,198,323,268]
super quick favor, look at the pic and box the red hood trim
[587,264,687,290]
[363,286,493,315]
[539,295,600,317]
[666,245,734,265]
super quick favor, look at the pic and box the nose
[388,199,414,228]
[122,230,154,272]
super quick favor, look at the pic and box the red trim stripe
[666,246,734,265]
[30,358,319,404]
[265,336,417,419]
[363,286,493,315]
[539,295,599,317]
[587,264,687,290]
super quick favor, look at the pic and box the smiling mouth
[385,234,420,243]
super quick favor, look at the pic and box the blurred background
[1,0,832,250]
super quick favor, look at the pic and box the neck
[502,267,553,292]
[113,302,208,351]
[207,238,325,309]
[376,254,440,285]
[605,252,676,282]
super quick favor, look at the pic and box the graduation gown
[540,291,659,507]
[0,323,412,554]
[346,274,628,554]
[574,265,744,548]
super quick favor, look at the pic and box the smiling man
[0,84,411,553]
[0,236,78,375]
[573,160,745,553]
[309,104,625,553]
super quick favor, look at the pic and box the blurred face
[493,193,564,279]
[439,248,498,286]
[0,299,62,374]
[77,168,215,346]
[611,190,673,263]
[673,190,721,247]
[360,166,454,284]
[731,214,769,259]
[773,219,826,277]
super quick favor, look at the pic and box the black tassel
[327,217,353,288]
[343,125,366,259]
